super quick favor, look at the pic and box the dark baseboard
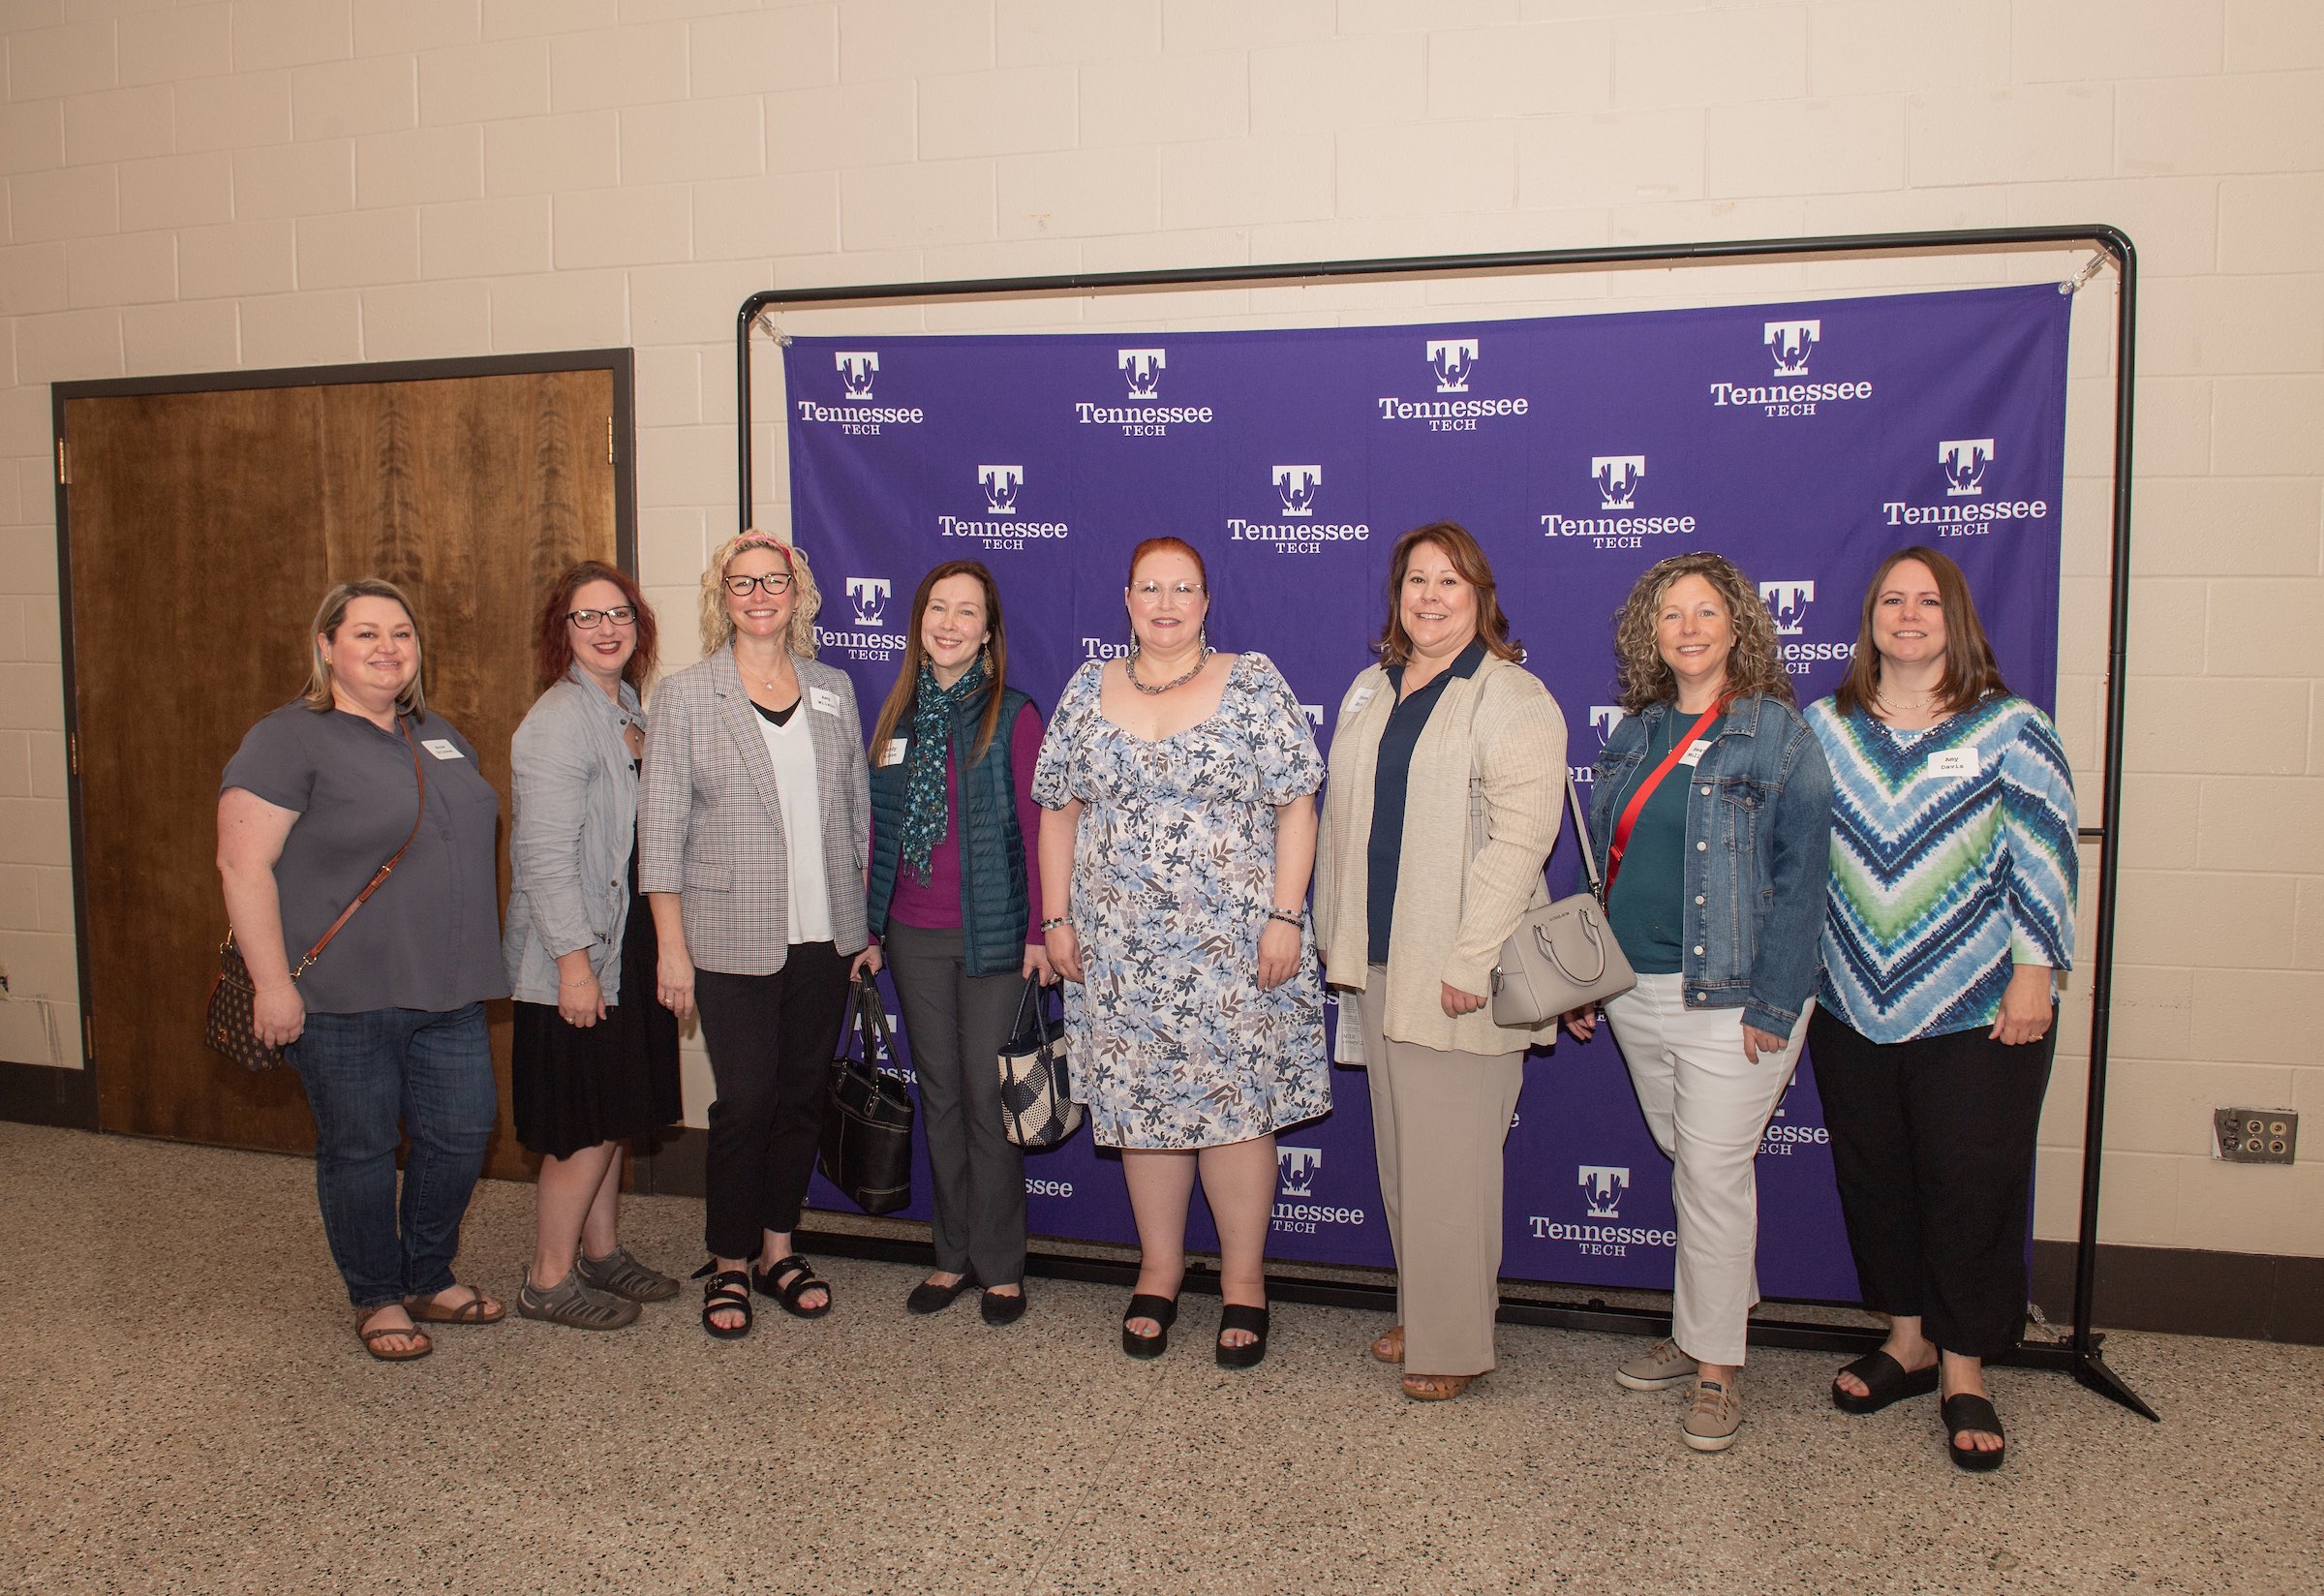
[0,1060,98,1129]
[2033,1239,2324,1345]
[631,1125,705,1198]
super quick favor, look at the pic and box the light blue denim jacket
[503,666,644,1005]
[1584,693,1834,1037]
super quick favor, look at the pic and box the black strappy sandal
[1215,1304,1269,1370]
[1121,1293,1178,1359]
[751,1254,834,1319]
[692,1263,752,1340]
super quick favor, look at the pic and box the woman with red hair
[504,560,682,1330]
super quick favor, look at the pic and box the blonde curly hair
[698,530,821,659]
[1611,551,1793,714]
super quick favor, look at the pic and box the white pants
[1603,973,1811,1367]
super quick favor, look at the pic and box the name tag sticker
[1926,747,1978,779]
[421,739,465,760]
[809,687,841,716]
[880,738,908,768]
[1678,739,1714,767]
[1342,686,1376,716]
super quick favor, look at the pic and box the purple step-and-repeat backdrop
[782,283,2069,1303]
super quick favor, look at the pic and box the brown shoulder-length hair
[1832,545,2008,717]
[698,530,820,659]
[1611,551,1793,714]
[533,561,658,691]
[868,561,1011,765]
[301,577,426,718]
[1375,521,1522,667]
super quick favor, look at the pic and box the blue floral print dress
[1031,653,1330,1150]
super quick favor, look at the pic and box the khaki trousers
[1357,969,1525,1377]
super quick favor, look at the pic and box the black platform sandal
[1832,1350,1939,1415]
[1215,1304,1269,1370]
[1942,1393,2006,1472]
[692,1263,751,1340]
[1121,1294,1178,1359]
[751,1254,834,1319]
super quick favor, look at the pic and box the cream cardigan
[1314,653,1569,1057]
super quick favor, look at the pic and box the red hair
[1126,537,1208,590]
[534,561,658,691]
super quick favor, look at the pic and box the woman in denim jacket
[1563,552,1833,1455]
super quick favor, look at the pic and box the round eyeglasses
[566,606,636,629]
[723,572,794,598]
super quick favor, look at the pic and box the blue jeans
[286,1004,498,1310]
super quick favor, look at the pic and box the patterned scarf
[899,656,988,885]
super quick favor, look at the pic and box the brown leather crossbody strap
[289,717,429,979]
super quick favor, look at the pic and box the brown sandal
[1370,1324,1404,1364]
[356,1310,433,1362]
[404,1287,506,1325]
[1401,1372,1477,1401]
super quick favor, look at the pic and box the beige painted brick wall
[1,0,2317,1259]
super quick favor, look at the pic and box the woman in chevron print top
[1804,546,2077,1475]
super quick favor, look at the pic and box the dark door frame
[5,348,637,1132]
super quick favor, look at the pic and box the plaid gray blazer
[637,647,871,973]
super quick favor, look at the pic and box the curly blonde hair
[1611,551,1793,714]
[698,530,821,659]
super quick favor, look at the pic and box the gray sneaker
[1614,1337,1696,1391]
[519,1268,641,1331]
[574,1244,679,1303]
[1682,1376,1743,1452]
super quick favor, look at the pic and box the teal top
[1604,710,1723,976]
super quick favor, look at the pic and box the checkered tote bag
[996,977,1081,1151]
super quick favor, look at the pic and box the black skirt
[511,845,683,1159]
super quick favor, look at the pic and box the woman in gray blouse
[638,533,872,1339]
[217,578,509,1362]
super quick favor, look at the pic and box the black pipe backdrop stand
[732,226,2156,1422]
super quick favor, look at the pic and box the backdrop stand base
[794,1227,2156,1417]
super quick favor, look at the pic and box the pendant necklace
[1126,648,1210,696]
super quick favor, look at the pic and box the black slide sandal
[1942,1393,2006,1472]
[1121,1294,1178,1358]
[1832,1350,1939,1414]
[692,1263,752,1340]
[1215,1304,1269,1370]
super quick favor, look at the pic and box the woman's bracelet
[1040,915,1071,933]
[1266,908,1302,928]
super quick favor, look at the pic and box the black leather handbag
[817,973,916,1215]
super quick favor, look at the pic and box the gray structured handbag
[1467,768,1636,1028]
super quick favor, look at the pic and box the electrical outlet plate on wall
[2213,1108,2298,1165]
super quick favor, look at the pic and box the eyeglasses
[1130,581,1206,603]
[566,606,636,629]
[723,572,794,598]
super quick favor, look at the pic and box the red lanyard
[1604,702,1724,899]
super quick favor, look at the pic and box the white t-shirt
[753,707,833,945]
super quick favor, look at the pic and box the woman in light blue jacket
[505,562,682,1331]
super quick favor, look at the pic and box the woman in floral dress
[1033,537,1328,1370]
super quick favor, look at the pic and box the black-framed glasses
[723,573,794,598]
[566,606,637,629]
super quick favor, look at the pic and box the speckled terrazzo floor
[2,1122,2316,1596]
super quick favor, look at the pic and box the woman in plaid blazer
[639,532,872,1339]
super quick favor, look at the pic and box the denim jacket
[1584,693,1833,1037]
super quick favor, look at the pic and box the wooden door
[64,367,619,1179]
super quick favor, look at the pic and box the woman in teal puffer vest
[859,561,1052,1326]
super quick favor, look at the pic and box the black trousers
[885,923,1028,1286]
[1809,1007,2057,1360]
[694,943,852,1259]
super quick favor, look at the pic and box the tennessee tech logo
[1426,337,1480,393]
[1578,1165,1630,1219]
[835,351,878,399]
[1590,706,1626,745]
[845,577,890,629]
[1939,438,1995,497]
[1118,348,1165,398]
[978,465,1024,515]
[1272,465,1323,517]
[1764,320,1819,377]
[1758,580,1815,636]
[1592,455,1646,511]
[1277,1146,1323,1197]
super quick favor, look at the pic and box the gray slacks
[1357,969,1525,1377]
[885,922,1027,1286]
